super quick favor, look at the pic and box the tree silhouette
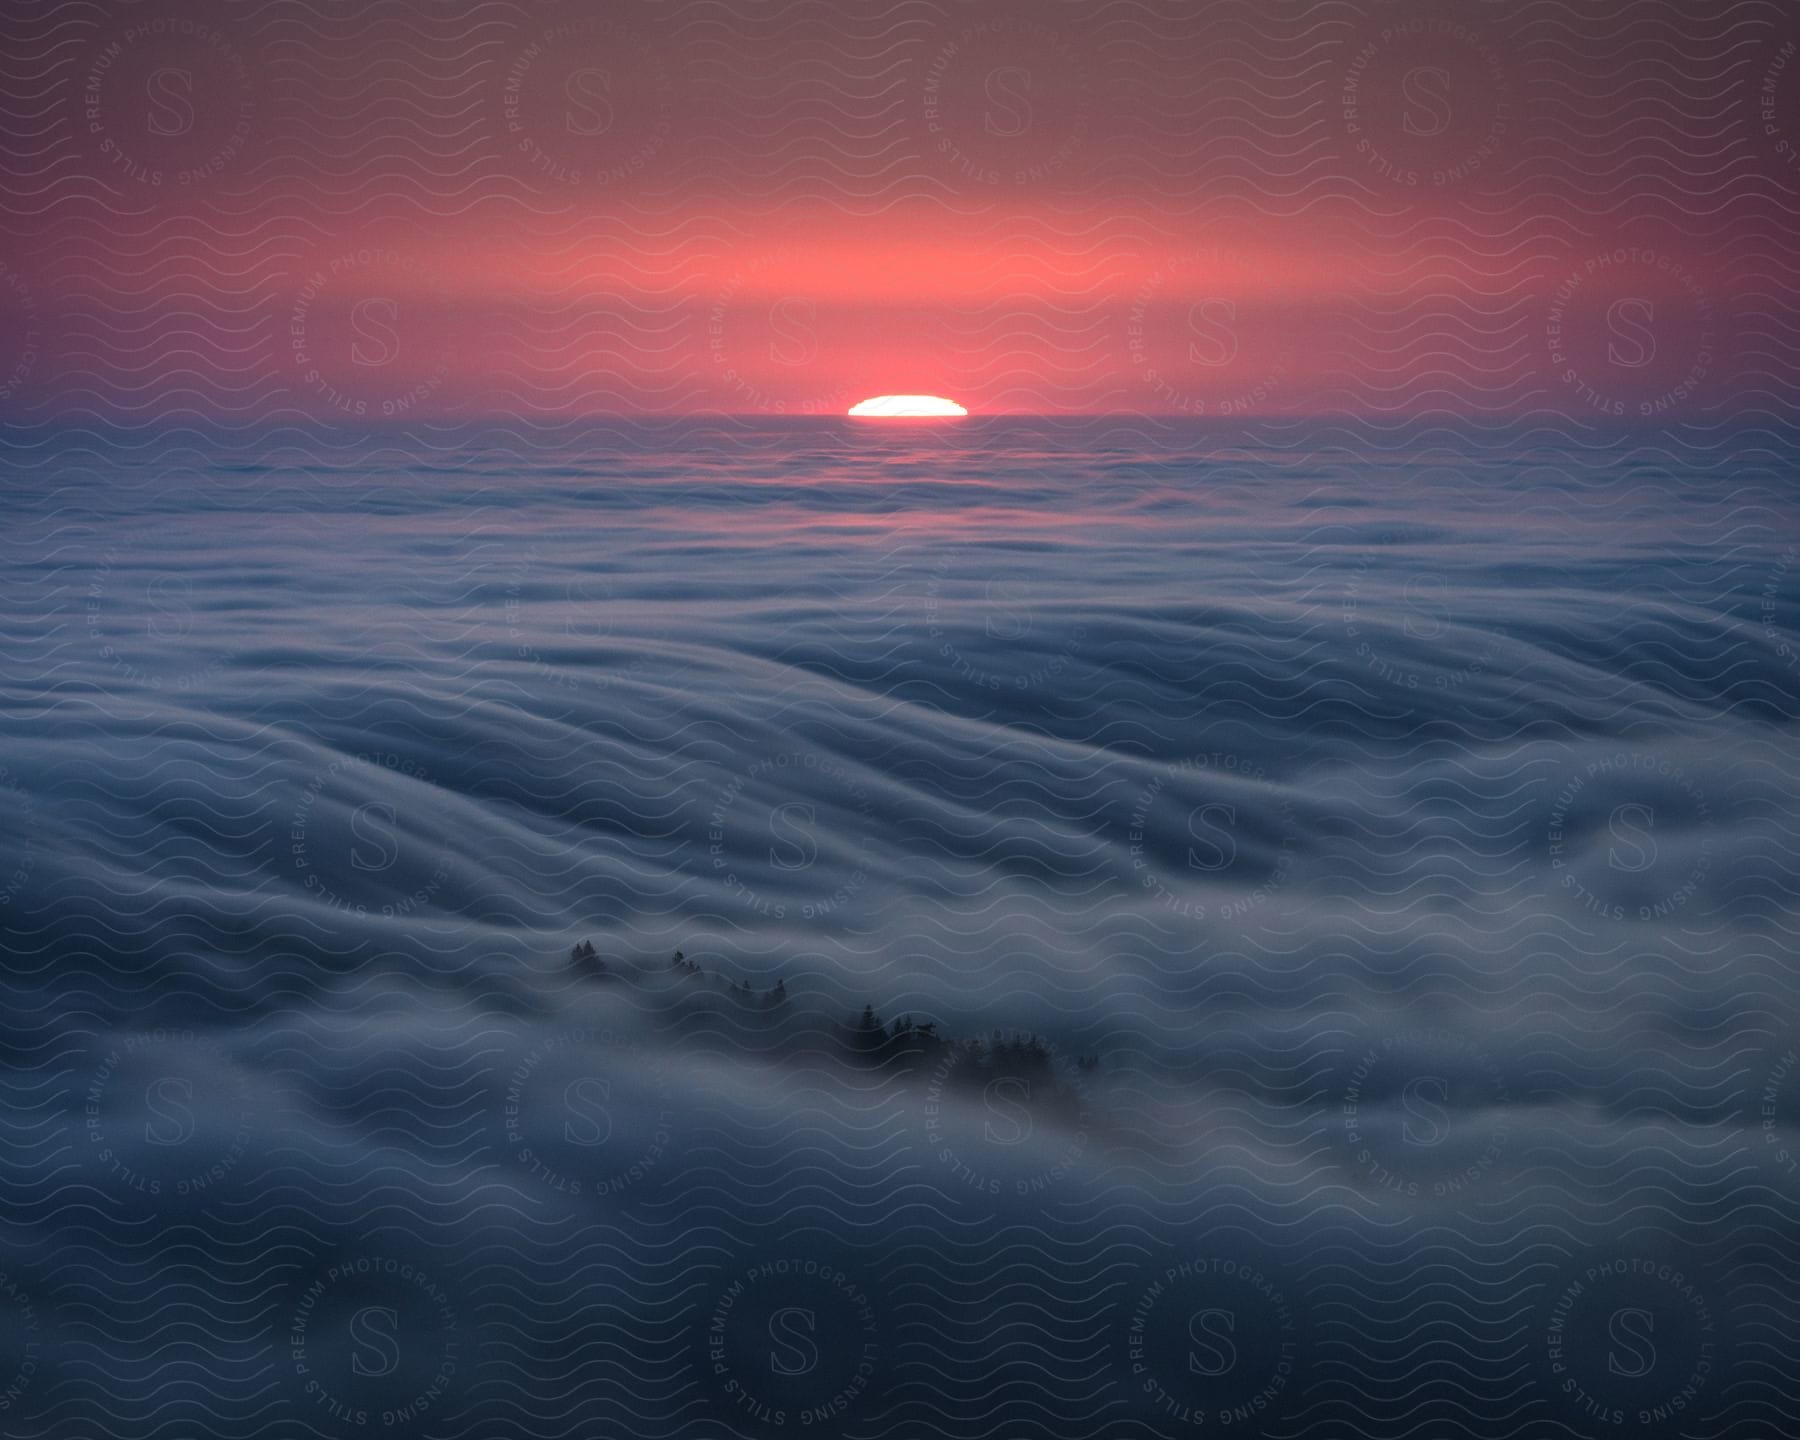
[548,942,1092,1107]
[846,1004,888,1057]
[569,939,604,979]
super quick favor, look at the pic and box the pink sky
[0,0,1788,422]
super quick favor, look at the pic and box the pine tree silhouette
[548,942,1089,1115]
[569,939,604,978]
[847,1004,887,1058]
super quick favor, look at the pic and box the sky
[0,0,1797,423]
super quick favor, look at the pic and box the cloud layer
[0,419,1796,1436]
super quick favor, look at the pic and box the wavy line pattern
[2,1,1800,1438]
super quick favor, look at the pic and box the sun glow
[847,395,968,418]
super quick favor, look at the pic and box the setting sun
[847,395,969,418]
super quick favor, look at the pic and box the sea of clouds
[1,418,1797,1438]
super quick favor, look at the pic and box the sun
[847,394,968,418]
